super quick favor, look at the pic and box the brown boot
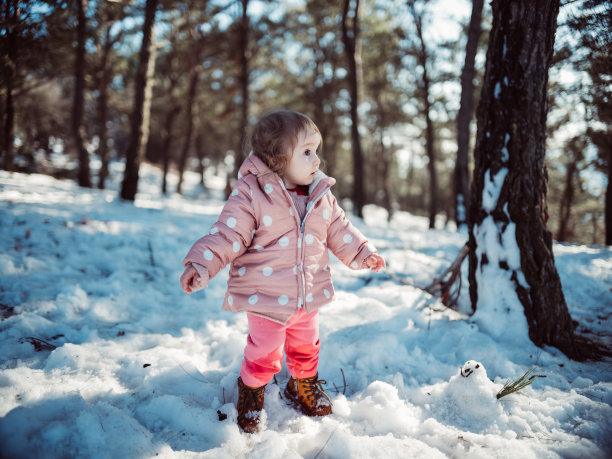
[236,377,265,433]
[284,373,332,416]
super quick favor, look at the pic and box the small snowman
[427,360,505,431]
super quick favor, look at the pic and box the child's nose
[313,154,321,168]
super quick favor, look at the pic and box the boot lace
[302,376,332,407]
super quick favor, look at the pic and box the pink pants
[240,309,320,387]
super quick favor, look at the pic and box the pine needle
[497,367,546,399]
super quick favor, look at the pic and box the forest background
[0,0,610,247]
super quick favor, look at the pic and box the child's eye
[304,150,311,156]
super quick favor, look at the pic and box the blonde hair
[249,110,321,174]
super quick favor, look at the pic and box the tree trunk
[423,76,437,229]
[556,159,576,243]
[468,0,581,359]
[454,0,484,229]
[380,133,393,221]
[233,0,249,187]
[2,0,18,172]
[72,0,92,188]
[409,1,437,229]
[96,25,113,189]
[607,148,612,245]
[195,131,206,186]
[176,69,199,194]
[556,137,584,243]
[342,0,365,218]
[161,105,180,195]
[120,0,158,201]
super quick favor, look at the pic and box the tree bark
[195,131,206,186]
[161,105,180,195]
[409,1,438,229]
[468,0,581,359]
[556,159,575,243]
[120,0,158,201]
[2,0,18,172]
[232,0,249,187]
[454,0,484,229]
[72,0,92,187]
[95,24,113,189]
[176,68,199,194]
[556,137,584,242]
[423,75,437,229]
[342,0,365,218]
[607,148,612,245]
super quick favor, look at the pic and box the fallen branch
[423,243,469,310]
[382,243,470,311]
[20,336,57,351]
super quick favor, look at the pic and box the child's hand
[364,253,386,273]
[180,264,208,294]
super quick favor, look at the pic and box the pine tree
[454,0,484,229]
[120,0,159,201]
[468,0,583,359]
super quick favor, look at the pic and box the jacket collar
[238,153,336,200]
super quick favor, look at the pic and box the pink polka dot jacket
[182,154,376,321]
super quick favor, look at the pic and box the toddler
[180,110,385,433]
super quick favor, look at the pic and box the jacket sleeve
[326,194,376,270]
[182,180,256,279]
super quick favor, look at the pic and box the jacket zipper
[280,180,330,312]
[297,187,330,311]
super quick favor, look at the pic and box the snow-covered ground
[0,163,610,458]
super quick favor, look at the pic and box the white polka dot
[305,234,314,244]
[313,264,320,273]
[254,245,263,251]
[298,238,302,249]
[248,294,258,305]
[251,230,256,238]
[298,297,303,307]
[264,184,273,194]
[238,267,246,276]
[293,266,297,275]
[263,216,272,226]
[203,249,213,261]
[250,190,253,196]
[306,293,313,303]
[307,202,313,211]
[351,261,358,269]
[227,217,237,228]
[289,207,294,216]
[210,226,219,234]
[232,241,240,252]
[343,234,353,243]
[262,267,273,276]
[279,236,289,247]
[323,209,330,220]
[323,289,331,299]
[228,295,233,306]
[278,295,289,305]
[231,189,238,196]
[237,171,243,179]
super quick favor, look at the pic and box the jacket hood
[238,153,273,180]
[238,152,336,197]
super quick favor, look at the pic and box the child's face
[282,128,321,189]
